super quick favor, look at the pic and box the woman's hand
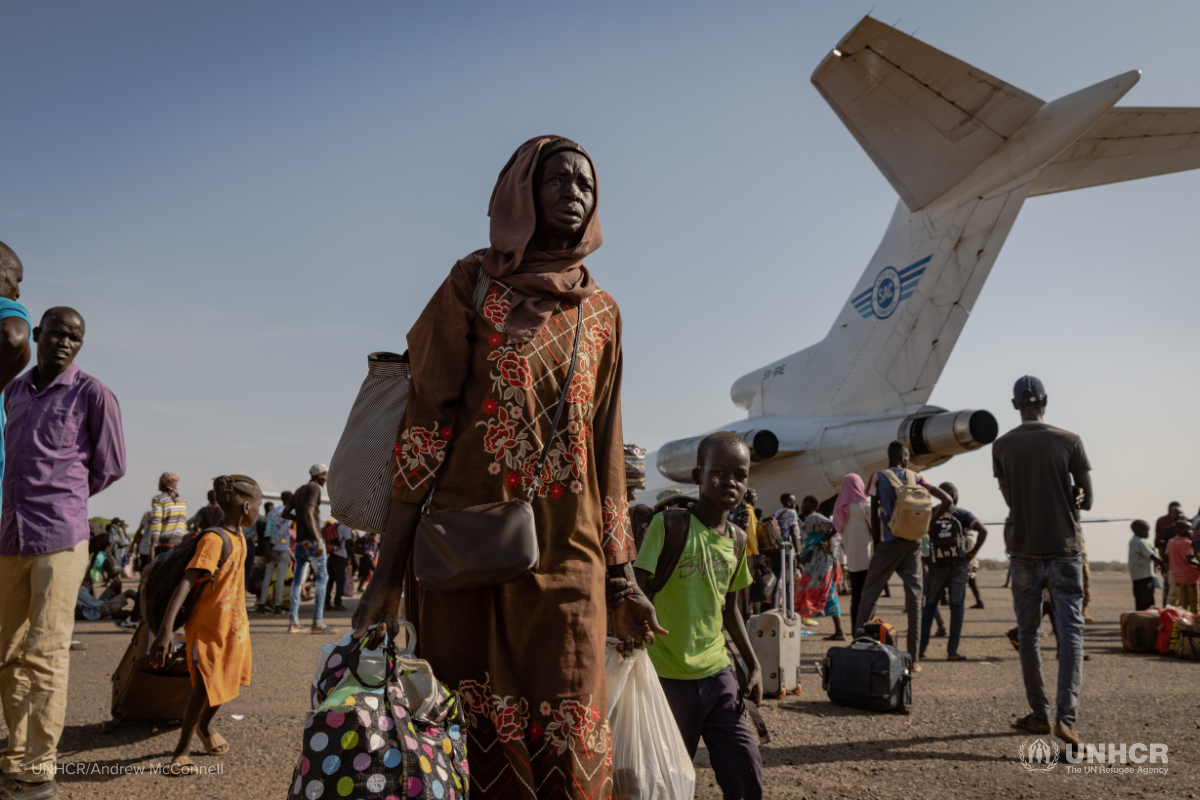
[612,592,668,655]
[149,628,174,669]
[351,577,404,649]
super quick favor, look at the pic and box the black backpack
[637,508,747,600]
[927,513,968,565]
[141,527,233,634]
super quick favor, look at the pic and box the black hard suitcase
[820,636,912,712]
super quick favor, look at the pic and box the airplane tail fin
[811,16,1044,210]
[1030,106,1200,196]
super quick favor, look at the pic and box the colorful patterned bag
[288,633,470,800]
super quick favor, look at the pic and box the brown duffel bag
[1120,609,1161,654]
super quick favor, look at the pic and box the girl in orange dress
[150,474,258,775]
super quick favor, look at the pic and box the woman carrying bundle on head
[150,474,260,775]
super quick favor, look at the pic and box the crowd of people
[0,138,1117,800]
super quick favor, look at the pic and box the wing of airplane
[1030,107,1200,196]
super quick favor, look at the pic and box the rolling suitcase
[820,636,912,712]
[748,541,801,697]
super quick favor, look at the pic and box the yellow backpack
[881,469,933,541]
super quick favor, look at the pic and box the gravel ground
[4,571,1195,800]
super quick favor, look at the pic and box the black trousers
[848,569,869,634]
[1133,576,1156,611]
[969,575,983,605]
[325,553,348,606]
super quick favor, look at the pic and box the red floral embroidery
[549,483,564,500]
[482,398,498,415]
[566,370,595,405]
[493,352,531,390]
[457,679,491,727]
[481,408,519,458]
[481,289,510,328]
[546,699,600,756]
[407,426,443,456]
[589,323,611,351]
[488,332,502,348]
[493,696,529,743]
[530,722,544,740]
[505,472,522,489]
[602,495,633,554]
[567,435,588,478]
[441,427,453,440]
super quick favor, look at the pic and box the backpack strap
[641,509,692,601]
[730,522,748,566]
[880,468,904,489]
[200,526,234,578]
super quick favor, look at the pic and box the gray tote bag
[328,266,492,534]
[328,352,411,534]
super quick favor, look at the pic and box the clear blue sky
[3,1,1198,561]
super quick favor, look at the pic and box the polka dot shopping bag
[288,633,469,799]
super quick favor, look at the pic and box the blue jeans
[920,561,968,656]
[289,542,328,627]
[1010,553,1085,725]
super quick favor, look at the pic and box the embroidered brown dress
[393,252,634,799]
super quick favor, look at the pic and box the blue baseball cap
[1013,375,1047,403]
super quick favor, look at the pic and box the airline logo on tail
[852,256,930,319]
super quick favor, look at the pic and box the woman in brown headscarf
[354,136,662,800]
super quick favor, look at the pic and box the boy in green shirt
[633,431,763,800]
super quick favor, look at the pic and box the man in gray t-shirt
[993,376,1092,749]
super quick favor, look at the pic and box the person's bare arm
[305,496,325,556]
[149,567,206,666]
[967,521,988,560]
[1073,470,1094,512]
[723,594,762,704]
[352,497,423,647]
[0,316,30,394]
[927,483,952,524]
[610,563,667,655]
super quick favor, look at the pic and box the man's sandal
[200,732,229,756]
[167,757,200,776]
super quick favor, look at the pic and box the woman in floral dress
[796,502,846,640]
[353,136,661,800]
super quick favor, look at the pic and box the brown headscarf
[482,136,602,344]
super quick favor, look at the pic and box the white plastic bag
[605,640,696,800]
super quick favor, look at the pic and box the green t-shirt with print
[633,512,752,681]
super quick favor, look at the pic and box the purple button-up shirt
[1,363,126,556]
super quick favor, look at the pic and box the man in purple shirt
[0,307,125,799]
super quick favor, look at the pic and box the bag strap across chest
[642,509,747,600]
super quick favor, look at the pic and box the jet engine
[656,428,780,483]
[899,408,998,466]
